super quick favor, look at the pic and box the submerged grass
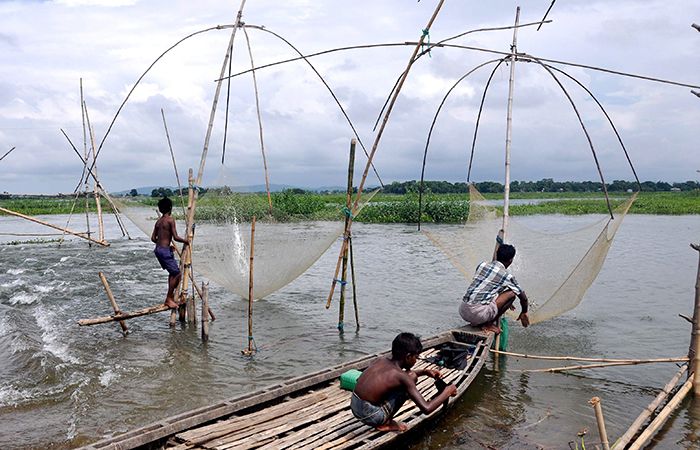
[1,191,698,223]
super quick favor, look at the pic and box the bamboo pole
[176,169,195,324]
[0,146,15,163]
[201,282,210,342]
[160,108,187,218]
[0,207,109,246]
[78,303,171,326]
[242,27,273,215]
[690,243,700,395]
[522,358,688,373]
[589,397,610,450]
[83,102,105,243]
[326,0,446,308]
[612,365,687,449]
[81,81,92,247]
[491,349,689,363]
[243,216,256,356]
[338,139,356,331]
[98,272,128,335]
[349,235,360,331]
[627,377,694,450]
[501,6,520,241]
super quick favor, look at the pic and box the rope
[421,28,432,58]
[342,206,354,219]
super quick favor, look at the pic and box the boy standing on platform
[151,197,189,309]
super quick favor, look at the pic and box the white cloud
[0,0,698,194]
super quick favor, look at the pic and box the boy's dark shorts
[154,246,180,276]
[350,390,407,427]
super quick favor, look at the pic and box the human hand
[518,312,530,328]
[446,384,457,397]
[429,369,442,379]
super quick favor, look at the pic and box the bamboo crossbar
[0,206,109,247]
[78,303,170,326]
[627,377,694,450]
[521,358,688,373]
[612,364,687,449]
[491,349,689,364]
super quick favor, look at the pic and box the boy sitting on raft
[151,197,189,309]
[350,332,457,432]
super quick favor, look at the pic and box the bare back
[151,214,186,247]
[353,357,408,404]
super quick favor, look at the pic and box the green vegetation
[1,189,697,222]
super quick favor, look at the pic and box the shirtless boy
[350,332,457,432]
[459,243,530,333]
[151,197,189,309]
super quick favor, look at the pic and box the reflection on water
[0,214,698,449]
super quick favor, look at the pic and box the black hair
[391,332,423,360]
[496,244,516,263]
[158,197,173,214]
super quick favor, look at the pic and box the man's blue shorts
[154,245,180,276]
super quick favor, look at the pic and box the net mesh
[424,185,637,324]
[114,164,374,301]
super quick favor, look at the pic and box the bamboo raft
[80,327,491,450]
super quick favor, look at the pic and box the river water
[0,213,698,449]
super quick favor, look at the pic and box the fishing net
[424,184,637,324]
[114,164,374,300]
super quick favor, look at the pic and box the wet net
[424,184,637,324]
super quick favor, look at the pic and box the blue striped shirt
[463,261,522,305]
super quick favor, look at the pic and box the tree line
[381,179,700,194]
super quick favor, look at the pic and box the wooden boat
[80,327,492,450]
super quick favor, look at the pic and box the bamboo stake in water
[589,397,610,450]
[243,216,256,356]
[349,235,360,331]
[326,0,446,308]
[627,377,694,450]
[612,364,687,449]
[338,139,356,331]
[690,243,700,395]
[201,282,210,342]
[99,272,128,335]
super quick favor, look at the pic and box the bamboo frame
[326,0,446,309]
[490,349,688,363]
[612,364,687,449]
[627,377,694,450]
[78,303,171,326]
[521,358,688,373]
[98,272,128,335]
[0,206,109,246]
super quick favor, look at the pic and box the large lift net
[424,184,636,324]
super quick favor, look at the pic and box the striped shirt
[463,260,522,305]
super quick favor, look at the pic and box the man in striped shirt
[459,244,530,333]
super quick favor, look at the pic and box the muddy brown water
[0,214,698,449]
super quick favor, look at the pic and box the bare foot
[375,420,408,432]
[164,297,179,309]
[481,323,501,334]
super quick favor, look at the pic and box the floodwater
[0,213,698,449]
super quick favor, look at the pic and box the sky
[0,0,699,194]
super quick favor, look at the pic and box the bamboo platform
[80,327,491,450]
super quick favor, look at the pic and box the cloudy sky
[1,0,698,194]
